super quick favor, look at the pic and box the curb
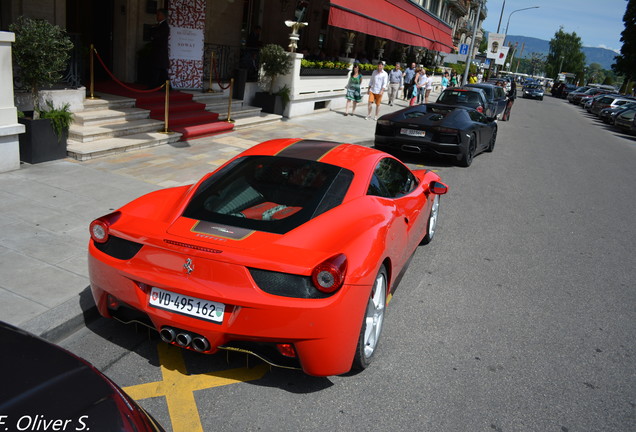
[21,286,100,343]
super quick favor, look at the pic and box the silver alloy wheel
[428,194,440,240]
[363,271,386,358]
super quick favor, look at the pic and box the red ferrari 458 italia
[89,139,448,376]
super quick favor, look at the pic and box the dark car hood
[0,323,132,430]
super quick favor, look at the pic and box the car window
[495,87,506,99]
[468,110,487,123]
[183,156,354,234]
[367,158,417,199]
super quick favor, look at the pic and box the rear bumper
[88,242,370,376]
[374,134,465,158]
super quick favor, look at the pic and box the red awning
[328,0,454,53]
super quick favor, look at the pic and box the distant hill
[486,34,619,70]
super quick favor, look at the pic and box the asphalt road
[60,95,636,432]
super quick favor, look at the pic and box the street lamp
[505,6,539,36]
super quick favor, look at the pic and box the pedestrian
[469,73,478,84]
[441,72,449,92]
[409,79,418,106]
[450,71,458,87]
[387,62,403,106]
[148,8,170,89]
[403,62,416,100]
[501,79,516,121]
[424,69,433,104]
[344,63,363,116]
[415,67,425,104]
[366,62,388,120]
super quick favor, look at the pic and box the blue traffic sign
[459,44,469,55]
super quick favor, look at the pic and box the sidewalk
[0,94,435,341]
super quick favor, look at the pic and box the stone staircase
[67,91,281,161]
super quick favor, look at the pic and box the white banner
[486,33,506,59]
[494,46,510,65]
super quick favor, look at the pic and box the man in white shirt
[366,62,389,120]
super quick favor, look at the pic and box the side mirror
[429,181,448,195]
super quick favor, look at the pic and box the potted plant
[18,101,73,164]
[9,16,74,163]
[253,44,292,114]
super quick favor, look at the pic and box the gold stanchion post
[227,78,235,123]
[87,44,98,100]
[206,51,216,93]
[159,81,173,134]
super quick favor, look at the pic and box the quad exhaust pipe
[159,326,210,352]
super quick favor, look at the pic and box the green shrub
[37,100,73,142]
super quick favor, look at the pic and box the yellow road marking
[123,343,268,432]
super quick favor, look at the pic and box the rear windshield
[438,90,481,105]
[183,156,354,234]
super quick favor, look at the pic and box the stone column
[0,32,24,173]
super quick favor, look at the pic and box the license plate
[401,128,426,137]
[149,287,225,323]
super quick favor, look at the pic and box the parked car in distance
[436,87,494,117]
[560,84,579,98]
[599,102,636,124]
[569,88,611,105]
[614,108,636,133]
[0,321,165,432]
[375,103,497,167]
[566,86,592,102]
[522,83,544,100]
[465,83,508,118]
[590,95,635,116]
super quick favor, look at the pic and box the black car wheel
[459,134,476,167]
[352,265,387,371]
[485,126,497,153]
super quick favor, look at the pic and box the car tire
[459,134,476,167]
[421,194,440,245]
[485,126,497,153]
[352,265,387,371]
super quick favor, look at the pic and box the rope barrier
[92,47,165,93]
[212,54,231,90]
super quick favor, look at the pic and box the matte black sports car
[374,104,497,167]
[0,321,164,432]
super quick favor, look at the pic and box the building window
[429,0,440,15]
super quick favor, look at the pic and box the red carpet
[94,81,234,140]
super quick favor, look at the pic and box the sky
[481,0,627,53]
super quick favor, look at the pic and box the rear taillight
[311,254,347,293]
[90,211,121,243]
[476,106,484,113]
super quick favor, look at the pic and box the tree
[9,16,73,112]
[545,26,585,79]
[259,44,292,94]
[528,52,546,76]
[586,62,605,84]
[612,0,636,91]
